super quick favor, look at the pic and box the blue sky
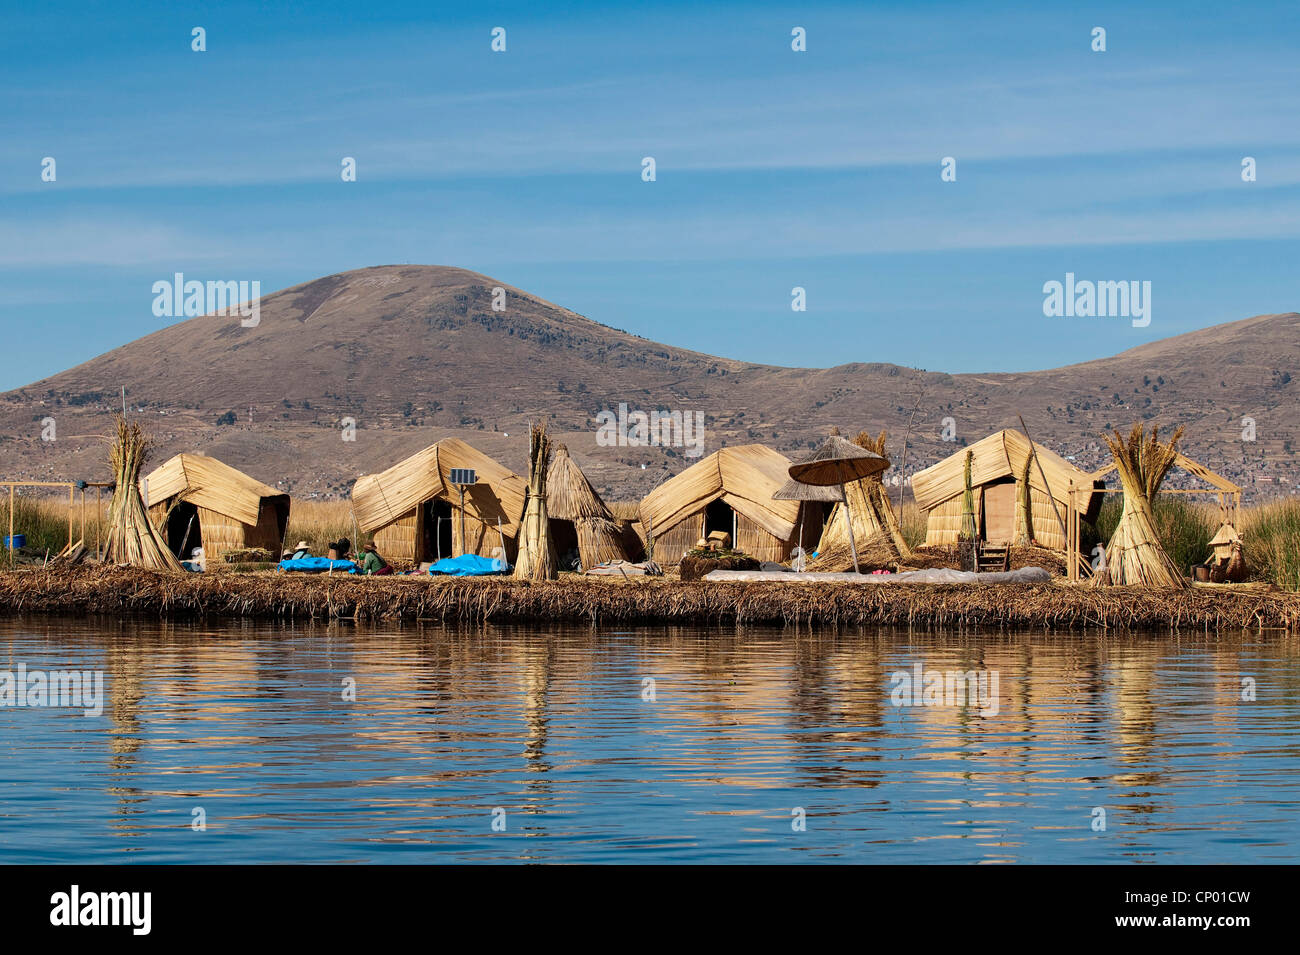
[4,0,1300,388]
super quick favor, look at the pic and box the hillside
[1,265,1296,502]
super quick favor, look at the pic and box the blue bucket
[4,534,25,549]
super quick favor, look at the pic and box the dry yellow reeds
[514,422,556,579]
[102,417,182,572]
[1092,423,1187,589]
[1,564,1295,631]
[546,444,627,568]
[809,430,910,571]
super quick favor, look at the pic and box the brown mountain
[1,265,1295,502]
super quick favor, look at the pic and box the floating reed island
[0,565,1297,631]
[1,416,1291,631]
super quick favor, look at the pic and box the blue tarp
[278,557,359,574]
[427,554,509,576]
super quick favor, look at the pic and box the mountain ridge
[1,265,1295,502]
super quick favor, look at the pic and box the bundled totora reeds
[103,417,182,572]
[514,422,556,579]
[1092,423,1187,589]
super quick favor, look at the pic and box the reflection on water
[1,616,1297,863]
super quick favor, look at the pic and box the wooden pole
[841,465,860,573]
[7,485,13,568]
[67,484,74,550]
[1017,414,1069,543]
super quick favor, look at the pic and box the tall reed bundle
[1092,423,1187,589]
[103,417,182,571]
[514,422,556,579]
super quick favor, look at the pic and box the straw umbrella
[785,429,888,572]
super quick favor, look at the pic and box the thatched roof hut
[637,444,814,566]
[351,438,526,564]
[546,444,628,570]
[606,500,647,562]
[911,429,1102,550]
[144,453,289,561]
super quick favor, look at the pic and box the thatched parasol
[1091,423,1187,589]
[785,428,888,572]
[102,416,183,571]
[514,422,556,579]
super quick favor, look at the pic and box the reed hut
[606,500,647,562]
[351,438,526,564]
[546,444,628,570]
[144,453,289,561]
[637,445,810,567]
[911,429,1102,549]
[805,431,912,571]
[1091,424,1187,588]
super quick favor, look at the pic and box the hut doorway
[980,478,1017,543]
[421,498,454,561]
[165,501,202,558]
[704,498,736,544]
[549,519,580,570]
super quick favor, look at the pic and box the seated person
[289,539,312,560]
[327,537,352,561]
[357,542,391,575]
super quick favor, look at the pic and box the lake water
[1,616,1297,864]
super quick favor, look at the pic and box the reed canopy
[637,444,816,567]
[144,453,289,561]
[807,430,912,571]
[103,417,182,571]
[545,444,628,570]
[351,438,526,564]
[514,422,556,579]
[911,428,1102,550]
[1090,424,1187,589]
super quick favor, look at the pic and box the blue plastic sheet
[278,557,359,573]
[427,554,509,576]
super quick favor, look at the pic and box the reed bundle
[102,417,182,572]
[1092,423,1187,589]
[514,422,556,579]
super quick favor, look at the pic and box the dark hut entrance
[704,498,736,543]
[549,518,581,570]
[421,498,454,561]
[165,501,202,557]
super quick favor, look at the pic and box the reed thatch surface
[912,429,1102,548]
[351,437,527,538]
[0,566,1295,631]
[808,430,910,571]
[639,444,801,544]
[546,444,627,568]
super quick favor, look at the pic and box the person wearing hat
[357,541,391,575]
[289,540,312,560]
